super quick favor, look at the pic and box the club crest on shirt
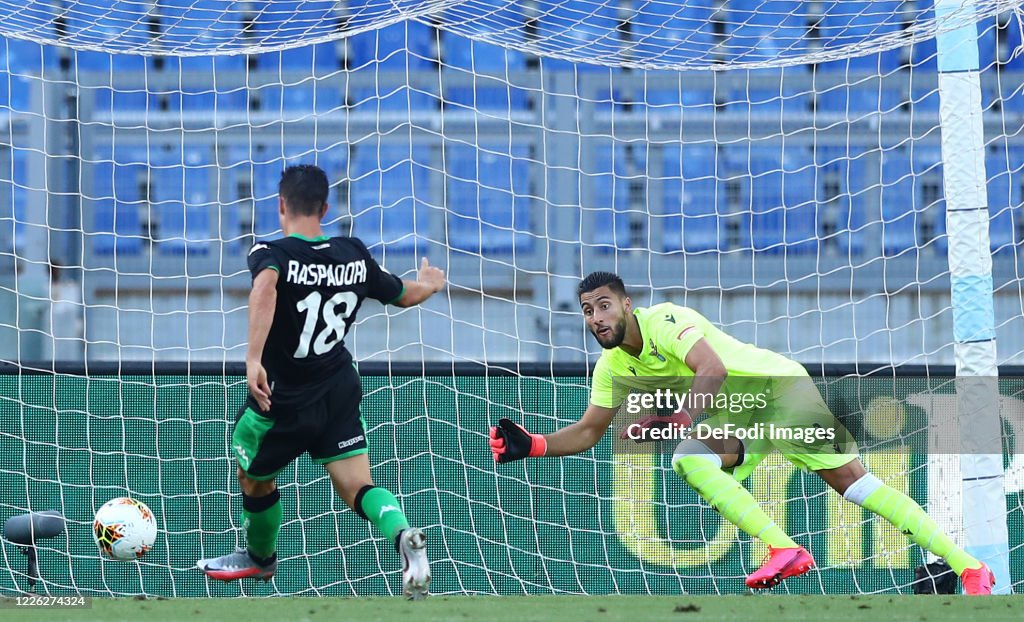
[649,338,666,362]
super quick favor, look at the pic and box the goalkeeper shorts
[231,364,368,481]
[701,375,859,482]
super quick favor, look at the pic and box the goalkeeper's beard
[591,317,627,349]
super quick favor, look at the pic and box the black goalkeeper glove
[489,418,547,464]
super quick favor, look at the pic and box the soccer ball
[93,497,158,560]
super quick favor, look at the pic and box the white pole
[935,0,1010,594]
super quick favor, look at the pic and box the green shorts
[699,375,859,482]
[232,364,368,481]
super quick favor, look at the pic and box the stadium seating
[814,147,866,255]
[250,1,343,71]
[347,144,431,252]
[346,21,440,111]
[65,0,153,73]
[725,0,808,65]
[725,68,813,116]
[816,1,905,72]
[660,144,721,253]
[987,148,1023,253]
[245,150,287,239]
[534,0,623,72]
[877,146,946,256]
[628,0,717,65]
[157,0,243,52]
[815,80,904,114]
[91,148,147,255]
[589,144,645,251]
[441,33,531,111]
[151,147,212,254]
[744,145,817,253]
[255,84,343,116]
[313,145,349,237]
[446,144,532,253]
[628,1,716,109]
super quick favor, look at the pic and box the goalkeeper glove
[489,418,547,463]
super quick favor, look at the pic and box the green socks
[844,473,981,575]
[243,489,282,562]
[355,485,410,542]
[673,454,798,549]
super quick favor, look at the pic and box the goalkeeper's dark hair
[279,164,329,217]
[577,271,627,300]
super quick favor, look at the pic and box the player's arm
[489,403,617,463]
[246,268,278,411]
[392,257,445,308]
[678,338,728,419]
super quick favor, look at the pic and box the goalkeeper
[490,271,994,594]
[197,165,441,599]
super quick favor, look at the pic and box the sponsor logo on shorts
[338,434,365,450]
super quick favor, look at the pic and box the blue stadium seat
[161,88,250,112]
[0,71,31,111]
[535,0,623,72]
[91,150,147,255]
[987,149,1023,253]
[877,152,916,255]
[313,146,349,237]
[443,32,527,72]
[908,72,939,114]
[251,1,343,71]
[256,84,343,116]
[628,0,717,65]
[725,68,812,116]
[247,153,286,239]
[0,36,57,77]
[587,145,640,250]
[723,145,816,253]
[64,0,153,73]
[1005,15,1024,71]
[660,145,721,253]
[877,147,946,255]
[814,147,866,254]
[150,147,212,254]
[158,0,246,53]
[446,145,531,253]
[346,20,438,70]
[347,145,430,252]
[346,21,439,111]
[816,1,905,72]
[442,33,530,111]
[816,82,904,114]
[726,0,808,65]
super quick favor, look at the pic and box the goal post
[0,0,1022,596]
[935,0,1009,594]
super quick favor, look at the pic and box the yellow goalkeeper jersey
[589,302,807,409]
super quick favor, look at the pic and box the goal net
[1,0,1023,597]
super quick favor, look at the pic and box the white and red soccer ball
[93,497,158,560]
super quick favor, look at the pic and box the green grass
[3,595,1023,622]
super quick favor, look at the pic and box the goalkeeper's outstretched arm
[490,404,617,463]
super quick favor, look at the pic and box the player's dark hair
[577,271,627,301]
[278,164,329,217]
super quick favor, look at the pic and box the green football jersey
[589,302,807,409]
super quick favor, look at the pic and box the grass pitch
[4,594,1023,622]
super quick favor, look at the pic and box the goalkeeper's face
[580,287,629,350]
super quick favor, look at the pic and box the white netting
[0,1,1018,68]
[0,0,1022,598]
